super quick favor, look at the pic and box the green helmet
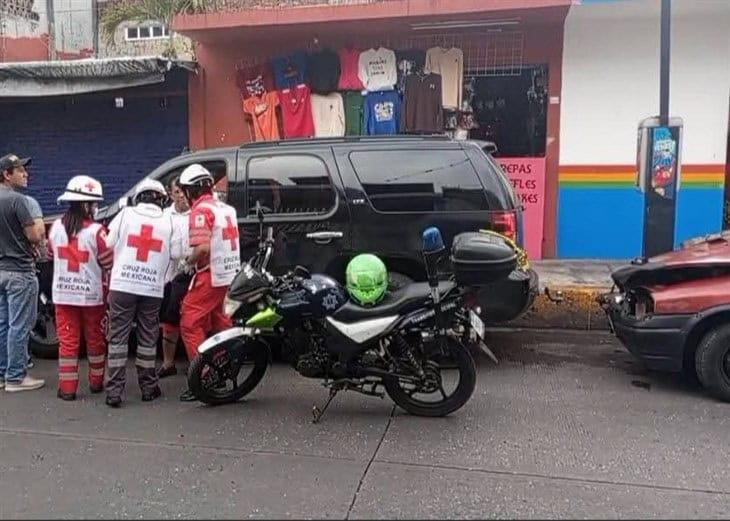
[346,254,388,307]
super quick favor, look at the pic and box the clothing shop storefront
[175,0,571,258]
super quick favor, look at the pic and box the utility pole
[659,0,671,126]
[46,0,57,59]
[642,0,678,258]
[91,0,99,57]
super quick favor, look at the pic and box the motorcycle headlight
[224,295,243,317]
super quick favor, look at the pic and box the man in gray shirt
[0,153,45,392]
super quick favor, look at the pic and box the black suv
[32,135,538,358]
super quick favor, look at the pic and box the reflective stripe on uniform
[89,367,105,377]
[58,372,79,381]
[135,358,156,369]
[87,354,105,364]
[107,357,127,368]
[136,345,156,357]
[58,357,78,367]
[108,344,128,356]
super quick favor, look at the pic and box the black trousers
[105,290,161,398]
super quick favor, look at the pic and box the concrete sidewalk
[507,259,629,331]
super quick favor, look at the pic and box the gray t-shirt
[25,195,43,219]
[0,185,36,272]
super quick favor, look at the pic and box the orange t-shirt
[243,91,280,141]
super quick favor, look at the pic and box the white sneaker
[5,375,45,392]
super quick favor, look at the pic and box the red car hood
[612,231,730,289]
[651,231,730,266]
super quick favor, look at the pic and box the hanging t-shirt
[272,52,308,89]
[237,63,275,99]
[278,84,315,138]
[306,48,341,94]
[310,93,345,137]
[243,91,281,141]
[395,49,426,92]
[424,47,464,110]
[338,47,364,91]
[364,90,401,135]
[402,73,443,133]
[343,91,364,135]
[358,47,397,92]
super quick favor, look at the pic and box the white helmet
[179,164,214,187]
[134,178,167,199]
[57,175,104,203]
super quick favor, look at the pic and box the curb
[507,285,611,331]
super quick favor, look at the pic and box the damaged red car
[599,232,730,402]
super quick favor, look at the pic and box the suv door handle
[306,231,343,244]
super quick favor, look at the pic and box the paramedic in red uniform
[178,164,241,401]
[47,175,110,401]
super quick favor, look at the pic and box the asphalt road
[1,330,729,519]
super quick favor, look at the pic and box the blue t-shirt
[272,52,308,89]
[364,91,401,135]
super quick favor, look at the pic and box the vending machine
[636,116,684,258]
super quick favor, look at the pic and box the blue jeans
[0,271,38,383]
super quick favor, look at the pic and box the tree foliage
[101,0,210,57]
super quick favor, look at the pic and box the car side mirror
[118,196,129,209]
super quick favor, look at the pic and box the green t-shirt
[343,91,364,136]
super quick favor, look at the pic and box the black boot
[57,389,76,401]
[141,386,162,402]
[156,365,178,379]
[179,388,197,402]
[106,395,122,408]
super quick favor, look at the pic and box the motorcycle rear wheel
[385,337,476,417]
[188,338,269,406]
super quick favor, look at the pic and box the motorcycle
[188,207,516,421]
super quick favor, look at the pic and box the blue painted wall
[0,71,189,215]
[558,186,724,258]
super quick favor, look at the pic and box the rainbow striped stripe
[560,165,726,189]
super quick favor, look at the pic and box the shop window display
[466,65,548,157]
[234,41,546,156]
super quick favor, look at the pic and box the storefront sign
[496,157,547,260]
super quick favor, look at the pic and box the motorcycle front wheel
[188,337,269,406]
[384,337,476,417]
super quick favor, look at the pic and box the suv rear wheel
[30,299,59,359]
[695,324,730,402]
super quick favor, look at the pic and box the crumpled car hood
[612,231,730,289]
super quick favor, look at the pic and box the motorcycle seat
[333,281,457,322]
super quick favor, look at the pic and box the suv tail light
[491,210,517,242]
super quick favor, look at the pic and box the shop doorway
[465,64,548,157]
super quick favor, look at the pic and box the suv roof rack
[239,134,452,149]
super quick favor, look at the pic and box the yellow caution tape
[477,229,530,271]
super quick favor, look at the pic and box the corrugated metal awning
[0,56,197,97]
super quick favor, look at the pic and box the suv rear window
[349,150,488,213]
[246,154,336,215]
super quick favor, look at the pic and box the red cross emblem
[57,238,90,273]
[84,181,97,192]
[127,224,163,261]
[222,216,239,250]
